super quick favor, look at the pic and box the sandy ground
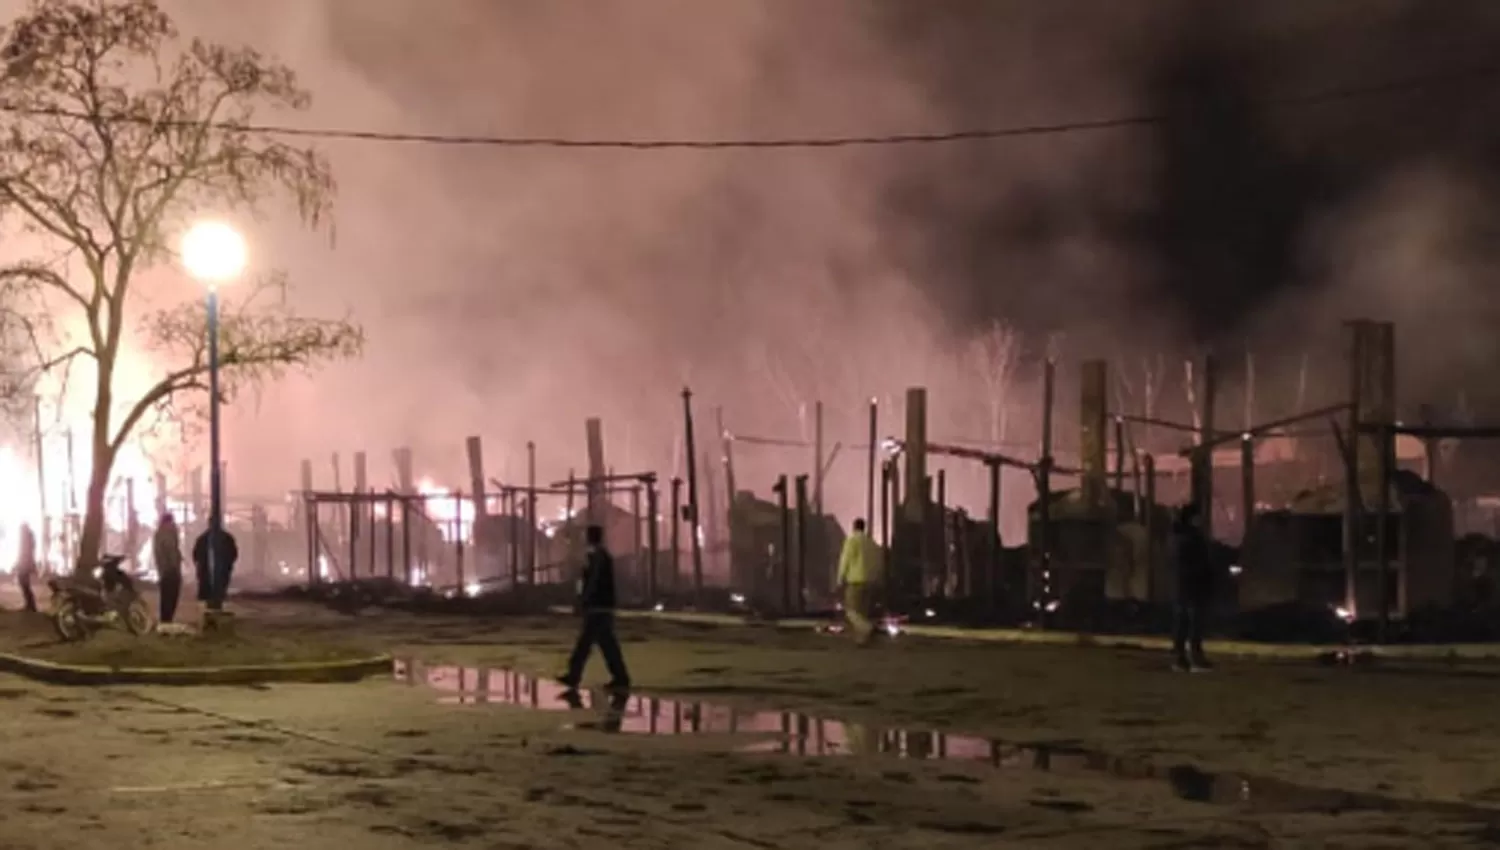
[1,595,1500,846]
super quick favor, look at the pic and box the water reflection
[389,660,1500,820]
[392,659,993,756]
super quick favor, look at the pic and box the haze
[16,0,1500,538]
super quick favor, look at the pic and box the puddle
[392,660,1500,821]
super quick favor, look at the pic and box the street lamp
[180,220,246,610]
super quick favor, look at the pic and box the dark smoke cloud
[879,0,1500,412]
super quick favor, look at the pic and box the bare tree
[968,319,1020,446]
[0,0,361,567]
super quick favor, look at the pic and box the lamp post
[180,221,247,610]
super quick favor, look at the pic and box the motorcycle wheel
[53,598,89,642]
[122,598,154,636]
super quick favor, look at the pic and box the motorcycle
[47,554,154,642]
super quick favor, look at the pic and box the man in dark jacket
[559,524,630,692]
[192,522,238,611]
[153,513,184,623]
[1171,503,1215,672]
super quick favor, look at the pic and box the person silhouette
[558,524,631,692]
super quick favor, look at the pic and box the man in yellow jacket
[837,519,883,645]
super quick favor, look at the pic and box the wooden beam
[465,436,488,518]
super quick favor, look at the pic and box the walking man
[1171,502,1215,672]
[15,522,36,613]
[836,518,883,645]
[153,513,183,623]
[559,524,631,692]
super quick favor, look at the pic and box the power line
[0,61,1495,151]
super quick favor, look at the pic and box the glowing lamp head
[180,221,247,287]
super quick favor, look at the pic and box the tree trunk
[76,360,116,572]
[75,432,115,571]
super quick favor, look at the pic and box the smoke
[155,0,966,518]
[12,1,1498,530]
[881,0,1500,416]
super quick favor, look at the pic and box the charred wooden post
[986,459,1001,610]
[1035,360,1056,606]
[715,407,737,505]
[565,470,576,520]
[355,452,373,577]
[526,441,538,584]
[1376,420,1394,640]
[346,452,365,580]
[645,476,660,601]
[813,401,825,517]
[794,474,809,613]
[393,447,415,495]
[715,407,737,590]
[586,419,605,524]
[306,493,320,587]
[773,475,791,614]
[1192,354,1220,540]
[630,484,643,594]
[904,389,928,523]
[1370,321,1397,635]
[935,470,948,599]
[454,492,466,592]
[904,387,929,604]
[385,493,396,581]
[682,389,705,606]
[702,451,720,590]
[400,496,413,586]
[299,460,314,579]
[1143,452,1158,598]
[506,490,520,588]
[331,453,346,561]
[1080,360,1109,512]
[465,437,487,521]
[866,398,878,526]
[670,476,683,594]
[879,461,893,613]
[1240,435,1255,545]
[1343,321,1366,617]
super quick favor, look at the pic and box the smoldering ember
[4,1,1500,848]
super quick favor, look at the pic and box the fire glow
[0,439,169,576]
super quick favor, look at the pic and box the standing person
[192,521,239,611]
[152,513,183,623]
[559,524,631,692]
[836,518,883,646]
[1171,503,1216,672]
[14,522,37,613]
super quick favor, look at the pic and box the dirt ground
[1,596,1500,847]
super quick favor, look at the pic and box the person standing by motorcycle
[152,513,184,623]
[192,521,238,611]
[14,522,37,613]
